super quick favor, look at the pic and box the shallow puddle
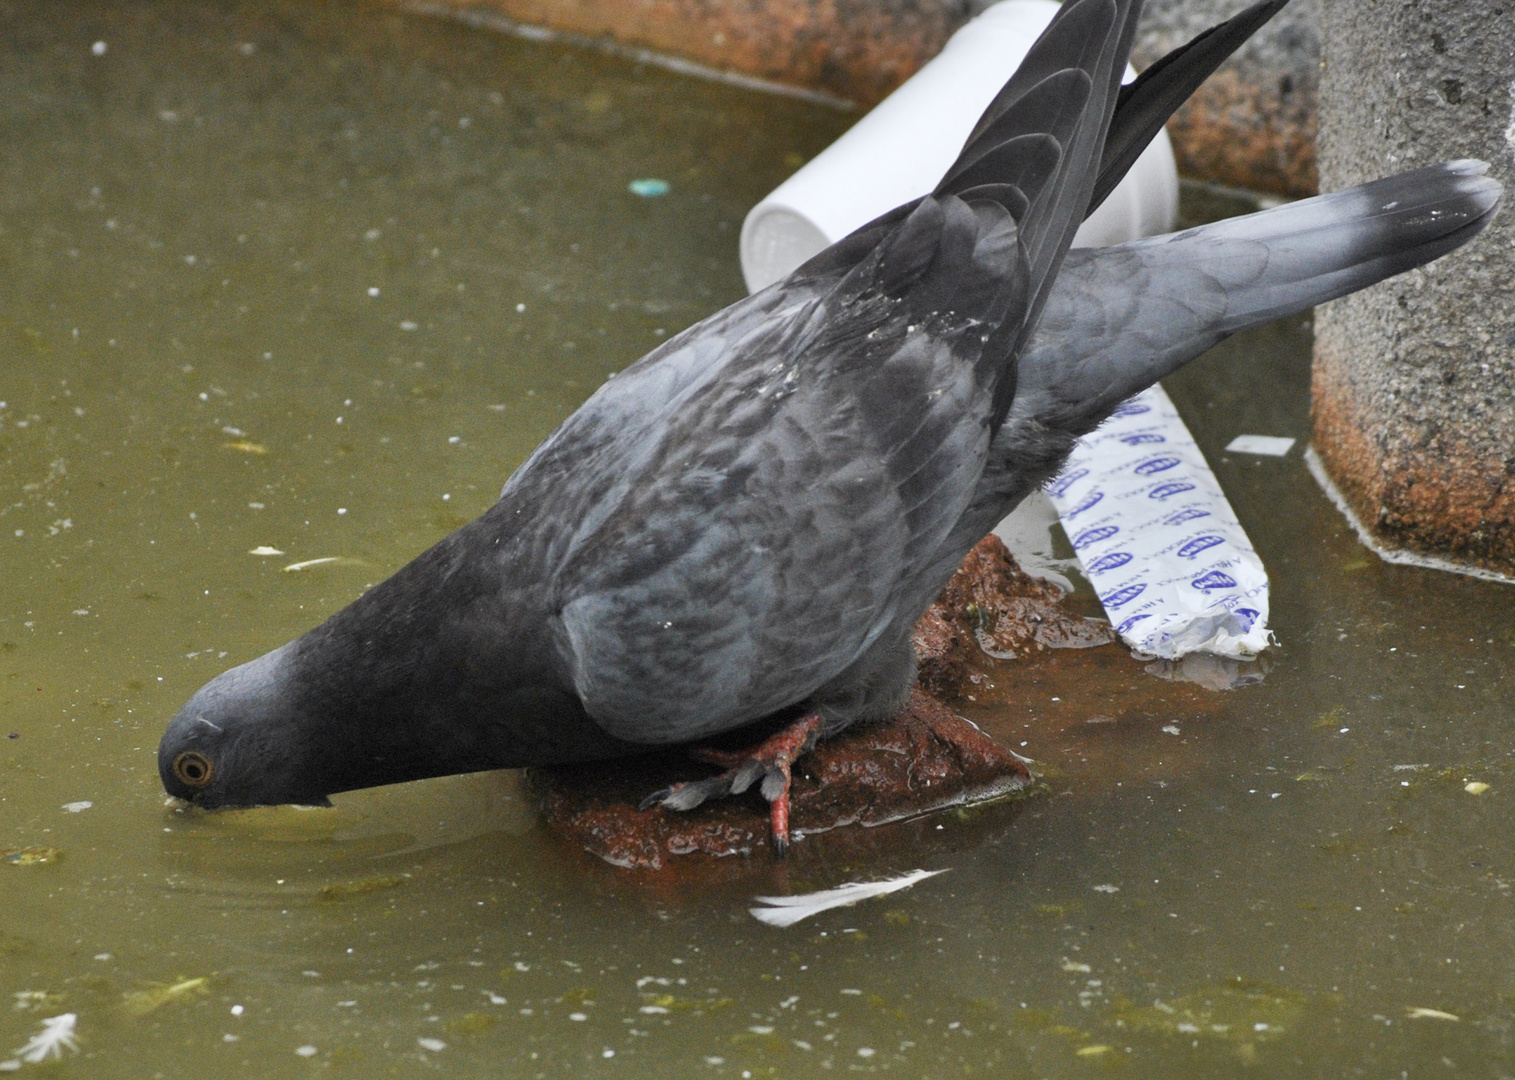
[2,1,1514,1076]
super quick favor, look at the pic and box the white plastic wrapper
[1045,386,1272,659]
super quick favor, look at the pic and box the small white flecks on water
[1406,1007,1460,1021]
[416,1037,446,1052]
[62,801,92,813]
[399,320,418,331]
[1092,884,1119,894]
[249,546,283,556]
[294,1045,317,1057]
[91,41,107,56]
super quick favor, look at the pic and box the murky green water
[3,1,1513,1076]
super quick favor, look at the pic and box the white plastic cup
[739,0,1179,292]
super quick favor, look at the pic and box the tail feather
[1013,159,1503,429]
[938,0,1140,295]
[1089,0,1290,216]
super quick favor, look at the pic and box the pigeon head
[158,645,333,808]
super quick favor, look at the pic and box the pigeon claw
[640,713,824,857]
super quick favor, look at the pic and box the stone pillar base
[1305,449,1514,586]
[1313,0,1514,583]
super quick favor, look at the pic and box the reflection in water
[1142,652,1271,691]
[1,0,1513,1077]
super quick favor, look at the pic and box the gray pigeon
[159,0,1501,853]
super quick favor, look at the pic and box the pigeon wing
[500,0,1148,745]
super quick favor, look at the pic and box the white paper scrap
[1045,385,1271,660]
[1225,435,1296,457]
[749,869,947,928]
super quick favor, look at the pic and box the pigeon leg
[639,714,824,856]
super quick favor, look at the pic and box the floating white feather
[749,869,947,927]
[14,1013,79,1063]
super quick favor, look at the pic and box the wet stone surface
[534,537,1116,869]
[913,534,1115,694]
[532,690,1034,870]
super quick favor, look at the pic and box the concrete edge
[1304,446,1515,587]
[402,1,858,111]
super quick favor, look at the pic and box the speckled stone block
[1312,0,1515,579]
[408,0,967,108]
[1129,0,1318,196]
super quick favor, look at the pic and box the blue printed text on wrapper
[1043,384,1271,659]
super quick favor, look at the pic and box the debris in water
[11,991,62,1012]
[222,440,268,454]
[283,557,366,572]
[627,178,670,198]
[124,976,210,1016]
[249,546,284,556]
[1111,978,1305,1061]
[12,1013,78,1062]
[2,848,62,867]
[1405,1007,1459,1021]
[1225,435,1296,457]
[749,869,946,927]
[1465,782,1491,795]
[447,1012,498,1035]
[317,876,406,901]
[284,557,340,571]
[61,801,92,813]
[417,1037,446,1052]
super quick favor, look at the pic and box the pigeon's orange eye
[173,751,214,788]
